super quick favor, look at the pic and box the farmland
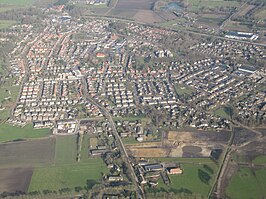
[0,138,55,168]
[185,0,241,12]
[115,0,156,10]
[24,134,107,193]
[0,124,51,143]
[28,159,108,192]
[0,168,33,193]
[0,0,37,13]
[226,167,266,199]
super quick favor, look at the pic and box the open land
[0,124,51,143]
[0,20,16,29]
[0,168,33,193]
[28,159,107,192]
[226,167,266,199]
[147,157,218,198]
[55,135,77,165]
[0,138,55,168]
[127,130,230,158]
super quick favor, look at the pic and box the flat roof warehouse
[225,31,259,41]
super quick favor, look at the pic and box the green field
[29,135,108,192]
[186,0,240,12]
[55,135,77,165]
[0,84,19,104]
[0,0,36,6]
[29,159,108,192]
[226,167,266,199]
[122,137,139,144]
[0,124,51,142]
[0,20,16,29]
[174,84,194,96]
[214,107,230,119]
[0,82,20,123]
[253,155,266,164]
[147,163,217,197]
[0,0,36,13]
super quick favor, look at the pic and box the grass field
[253,155,266,164]
[226,167,266,199]
[0,0,36,13]
[0,20,16,29]
[29,159,108,192]
[0,0,36,6]
[122,137,139,144]
[148,162,217,197]
[214,107,230,119]
[185,0,240,12]
[0,82,20,123]
[174,84,194,96]
[55,135,77,165]
[0,84,19,104]
[0,124,51,142]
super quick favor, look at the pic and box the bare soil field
[0,167,33,193]
[127,130,229,158]
[129,147,168,157]
[233,127,257,145]
[0,137,55,168]
[133,10,163,23]
[235,4,256,17]
[115,0,157,10]
[125,141,161,147]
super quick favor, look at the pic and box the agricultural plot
[29,159,108,192]
[185,0,240,12]
[226,167,266,199]
[0,137,55,168]
[0,0,36,13]
[115,0,156,10]
[0,124,51,143]
[0,168,33,193]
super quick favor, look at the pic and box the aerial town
[0,0,265,199]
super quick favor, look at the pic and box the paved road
[81,76,145,199]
